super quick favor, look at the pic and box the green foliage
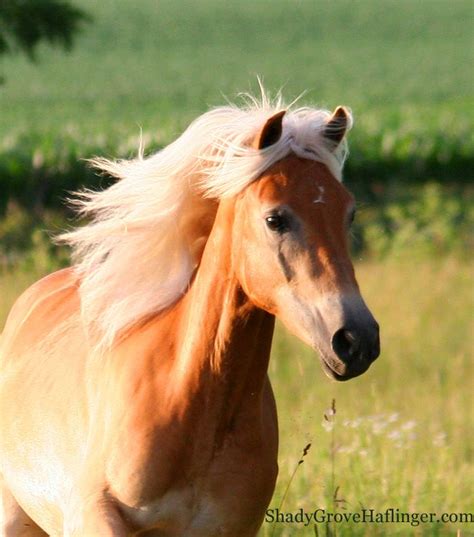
[0,0,89,61]
[352,183,473,259]
[0,130,116,215]
[0,107,472,216]
[0,203,69,268]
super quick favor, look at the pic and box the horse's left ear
[254,110,286,149]
[323,106,351,146]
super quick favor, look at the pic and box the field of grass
[264,257,473,536]
[1,0,472,132]
[0,0,472,535]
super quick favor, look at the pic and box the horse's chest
[116,441,277,536]
[121,487,235,536]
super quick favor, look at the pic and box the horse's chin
[317,349,371,382]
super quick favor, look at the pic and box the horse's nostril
[332,328,361,363]
[343,330,360,354]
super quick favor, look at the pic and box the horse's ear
[323,106,351,146]
[254,110,286,149]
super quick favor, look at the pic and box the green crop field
[1,0,472,133]
[0,0,473,535]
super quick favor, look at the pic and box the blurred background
[0,1,472,535]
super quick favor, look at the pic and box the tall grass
[261,257,473,536]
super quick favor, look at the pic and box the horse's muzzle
[323,319,380,381]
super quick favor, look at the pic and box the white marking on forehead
[313,185,325,204]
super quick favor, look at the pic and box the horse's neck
[173,201,275,435]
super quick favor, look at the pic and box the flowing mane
[59,93,353,350]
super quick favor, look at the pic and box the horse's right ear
[323,106,351,147]
[254,111,286,149]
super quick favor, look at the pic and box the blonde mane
[59,93,352,350]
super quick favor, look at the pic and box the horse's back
[0,268,89,532]
[1,267,80,360]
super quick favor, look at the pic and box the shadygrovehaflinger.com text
[265,508,473,528]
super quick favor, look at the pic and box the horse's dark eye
[265,214,290,233]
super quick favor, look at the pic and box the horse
[0,94,380,536]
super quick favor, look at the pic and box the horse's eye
[265,213,290,233]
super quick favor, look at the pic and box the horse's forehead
[250,156,352,208]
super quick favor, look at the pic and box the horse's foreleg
[0,479,48,537]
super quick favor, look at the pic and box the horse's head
[232,109,380,381]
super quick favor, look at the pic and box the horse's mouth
[314,341,355,381]
[320,354,371,382]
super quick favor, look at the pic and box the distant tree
[0,0,89,61]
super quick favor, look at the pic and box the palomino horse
[0,96,380,536]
